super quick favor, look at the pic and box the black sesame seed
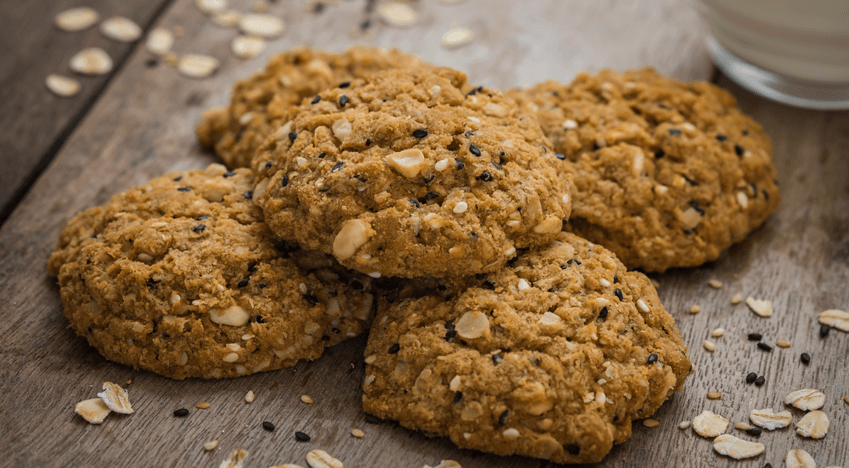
[146,277,160,289]
[332,162,344,172]
[754,375,765,386]
[454,158,465,170]
[173,176,183,182]
[734,144,745,156]
[598,307,609,320]
[388,343,400,354]
[255,315,264,323]
[498,410,509,426]
[408,198,420,208]
[365,414,381,424]
[647,353,658,364]
[243,191,253,199]
[614,289,623,301]
[566,444,580,456]
[265,161,273,169]
[332,327,340,334]
[248,262,258,273]
[177,187,191,192]
[746,373,757,383]
[339,95,349,107]
[424,191,439,201]
[196,215,210,221]
[452,392,463,404]
[444,319,455,330]
[554,153,566,160]
[444,330,457,341]
[689,200,705,215]
[258,283,267,289]
[413,129,428,138]
[339,81,351,88]
[173,408,189,417]
[654,149,665,159]
[491,161,502,170]
[317,152,326,159]
[321,335,330,341]
[748,333,762,341]
[423,175,434,183]
[360,19,371,29]
[716,134,727,141]
[668,128,682,136]
[263,421,275,432]
[746,427,763,436]
[223,171,237,178]
[482,280,495,290]
[295,431,310,441]
[303,294,318,306]
[757,342,772,352]
[477,171,492,181]
[492,354,502,364]
[684,176,699,186]
[193,224,206,232]
[288,131,296,142]
[281,174,289,187]
[819,323,831,337]
[311,95,321,104]
[469,144,481,156]
[237,278,249,288]
[800,352,811,365]
[145,58,159,68]
[764,464,773,468]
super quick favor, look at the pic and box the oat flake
[146,28,174,55]
[785,449,816,468]
[178,54,220,78]
[97,381,134,414]
[219,448,248,468]
[45,74,81,97]
[785,389,825,411]
[306,449,343,468]
[795,410,829,439]
[55,7,99,31]
[238,13,285,37]
[712,434,764,460]
[377,2,417,27]
[232,36,266,58]
[70,48,113,75]
[818,309,849,331]
[749,408,792,430]
[75,398,111,424]
[746,297,772,317]
[692,410,728,438]
[100,17,142,42]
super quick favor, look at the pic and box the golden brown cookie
[509,69,780,272]
[48,164,374,379]
[252,66,572,278]
[362,232,690,464]
[197,46,424,169]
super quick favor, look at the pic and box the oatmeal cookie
[362,232,690,463]
[197,46,424,169]
[509,68,780,272]
[252,66,572,278]
[48,164,374,379]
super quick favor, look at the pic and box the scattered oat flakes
[708,279,723,289]
[734,422,752,431]
[300,394,314,404]
[731,294,743,305]
[692,410,728,438]
[45,74,81,97]
[377,2,417,27]
[231,36,266,58]
[785,389,825,411]
[238,13,285,37]
[712,434,765,460]
[703,340,716,352]
[219,448,248,468]
[441,27,474,48]
[213,11,240,27]
[100,17,142,42]
[711,328,725,337]
[178,54,220,78]
[776,340,792,348]
[818,309,849,332]
[642,419,659,428]
[746,297,772,317]
[70,48,113,75]
[75,398,111,424]
[196,402,211,409]
[786,449,816,468]
[146,28,174,55]
[204,440,219,451]
[678,420,690,429]
[97,382,133,414]
[351,428,364,438]
[689,305,701,314]
[305,449,343,468]
[245,390,255,403]
[55,7,99,31]
[196,0,228,14]
[749,409,792,430]
[707,392,722,399]
[795,410,829,439]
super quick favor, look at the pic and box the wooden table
[1,1,846,467]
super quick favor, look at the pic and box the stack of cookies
[48,46,780,464]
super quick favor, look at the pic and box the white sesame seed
[599,278,610,287]
[636,299,649,313]
[453,201,468,214]
[703,340,716,352]
[711,328,725,337]
[563,119,578,129]
[517,279,530,291]
[708,279,723,289]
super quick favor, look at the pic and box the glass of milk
[695,0,849,110]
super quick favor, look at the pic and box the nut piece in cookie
[196,46,424,169]
[48,164,374,379]
[510,68,781,272]
[253,67,572,278]
[361,232,690,463]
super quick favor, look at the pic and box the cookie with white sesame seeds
[508,68,781,272]
[252,66,572,278]
[362,232,690,464]
[47,164,374,379]
[196,46,425,169]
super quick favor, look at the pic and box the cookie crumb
[642,419,659,428]
[245,390,255,403]
[351,428,364,438]
[708,279,722,289]
[204,440,218,451]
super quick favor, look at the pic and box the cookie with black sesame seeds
[196,46,425,169]
[508,68,781,272]
[47,164,374,379]
[361,231,690,464]
[252,66,573,278]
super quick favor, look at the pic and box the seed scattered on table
[689,305,701,314]
[46,74,81,97]
[442,27,474,48]
[305,449,342,468]
[301,394,314,404]
[55,7,99,31]
[757,342,772,352]
[642,419,659,428]
[377,2,417,27]
[746,297,772,317]
[748,332,763,341]
[711,328,725,337]
[733,422,752,431]
[146,28,175,55]
[707,392,722,400]
[203,440,218,451]
[708,279,722,289]
[351,428,364,438]
[196,402,211,409]
[754,375,765,386]
[703,340,716,352]
[100,17,142,42]
[731,294,743,305]
[820,323,832,337]
[795,410,829,439]
[745,426,762,436]
[746,372,757,384]
[238,13,285,37]
[232,36,266,58]
[678,420,690,429]
[785,449,816,468]
[776,340,791,348]
[245,390,255,403]
[295,430,311,441]
[174,408,189,417]
[262,421,276,432]
[800,352,811,365]
[784,389,825,411]
[178,54,220,78]
[70,48,113,75]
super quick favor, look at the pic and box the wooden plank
[0,0,173,221]
[17,1,849,467]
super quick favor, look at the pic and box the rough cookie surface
[510,68,780,272]
[252,67,572,278]
[197,46,424,169]
[48,164,374,379]
[362,232,690,463]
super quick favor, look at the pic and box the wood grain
[1,1,846,467]
[0,0,172,221]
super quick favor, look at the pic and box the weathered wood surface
[1,0,846,467]
[0,0,173,221]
